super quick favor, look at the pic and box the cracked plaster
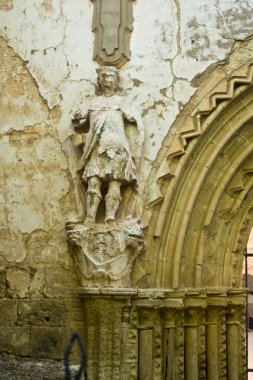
[1,0,253,280]
[2,0,253,163]
[0,37,76,279]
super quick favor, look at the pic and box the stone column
[138,329,153,380]
[161,308,180,380]
[226,306,241,380]
[184,308,200,380]
[206,307,220,380]
[137,308,156,380]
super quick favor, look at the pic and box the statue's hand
[72,111,87,125]
[65,220,86,245]
[71,132,84,147]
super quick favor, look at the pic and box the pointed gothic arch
[143,61,253,290]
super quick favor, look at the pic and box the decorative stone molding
[91,0,134,68]
[77,288,247,380]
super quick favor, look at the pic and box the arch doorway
[140,62,253,378]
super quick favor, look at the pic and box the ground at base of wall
[0,355,82,380]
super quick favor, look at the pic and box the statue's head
[96,66,119,93]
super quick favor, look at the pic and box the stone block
[18,299,70,326]
[43,268,78,297]
[6,269,30,298]
[0,299,17,325]
[71,310,85,322]
[30,326,71,360]
[0,326,29,356]
[0,270,6,297]
[29,269,45,297]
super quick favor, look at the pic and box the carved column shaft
[137,308,156,380]
[161,309,181,380]
[226,306,241,380]
[138,329,153,380]
[206,307,220,380]
[184,308,199,380]
[163,328,175,379]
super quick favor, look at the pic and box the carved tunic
[80,95,137,183]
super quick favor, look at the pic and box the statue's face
[98,71,118,92]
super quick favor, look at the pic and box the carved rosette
[66,218,144,287]
[91,0,134,68]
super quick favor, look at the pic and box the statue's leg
[105,180,122,223]
[85,176,102,223]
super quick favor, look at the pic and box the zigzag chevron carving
[176,64,253,160]
[145,63,253,216]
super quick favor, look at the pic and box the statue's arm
[122,106,144,160]
[70,110,90,148]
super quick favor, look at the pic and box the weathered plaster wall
[2,0,253,166]
[1,0,253,362]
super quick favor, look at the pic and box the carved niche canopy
[91,0,134,68]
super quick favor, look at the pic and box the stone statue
[72,66,143,224]
[66,67,145,287]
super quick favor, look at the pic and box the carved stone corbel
[66,219,144,287]
[91,0,134,68]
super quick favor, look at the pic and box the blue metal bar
[64,332,88,380]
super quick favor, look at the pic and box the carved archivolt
[143,60,253,290]
[144,63,253,216]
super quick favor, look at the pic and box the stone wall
[1,0,253,376]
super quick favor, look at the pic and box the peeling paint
[0,0,13,11]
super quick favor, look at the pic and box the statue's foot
[84,216,96,226]
[105,216,117,225]
[66,215,84,224]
